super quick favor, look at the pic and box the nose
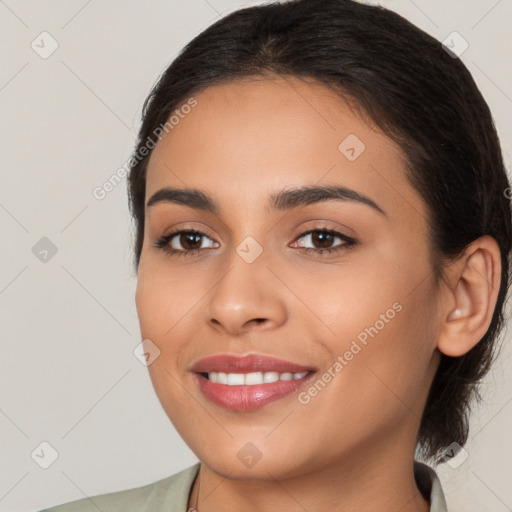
[202,249,287,336]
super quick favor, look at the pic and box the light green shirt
[39,461,448,512]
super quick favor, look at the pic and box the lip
[190,354,317,411]
[190,353,316,373]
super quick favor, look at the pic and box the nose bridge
[203,235,286,333]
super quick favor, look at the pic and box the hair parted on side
[127,0,512,463]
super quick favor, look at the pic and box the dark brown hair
[127,0,512,463]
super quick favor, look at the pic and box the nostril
[251,318,267,326]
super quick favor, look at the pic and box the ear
[437,235,502,357]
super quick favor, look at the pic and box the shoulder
[38,462,200,512]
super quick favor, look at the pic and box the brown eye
[153,229,219,256]
[167,230,217,252]
[310,231,335,249]
[176,232,203,250]
[292,228,354,252]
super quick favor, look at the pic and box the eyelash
[153,227,357,259]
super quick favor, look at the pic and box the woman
[40,0,511,510]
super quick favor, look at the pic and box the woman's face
[136,76,444,479]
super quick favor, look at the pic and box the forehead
[145,76,424,221]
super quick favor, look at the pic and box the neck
[188,435,430,512]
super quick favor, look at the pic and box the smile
[193,370,317,411]
[190,353,318,411]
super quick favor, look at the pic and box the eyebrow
[146,184,387,217]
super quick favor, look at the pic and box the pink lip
[190,354,317,411]
[190,353,315,373]
[193,372,317,411]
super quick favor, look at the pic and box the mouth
[190,354,318,411]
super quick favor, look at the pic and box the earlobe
[437,235,502,358]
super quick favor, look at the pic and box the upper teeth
[208,371,309,385]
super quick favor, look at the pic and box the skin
[135,75,501,512]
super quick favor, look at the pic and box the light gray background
[0,1,511,511]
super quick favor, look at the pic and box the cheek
[302,238,437,406]
[287,251,404,341]
[134,263,211,396]
[135,270,197,414]
[135,264,202,342]
[330,276,438,423]
[135,277,169,342]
